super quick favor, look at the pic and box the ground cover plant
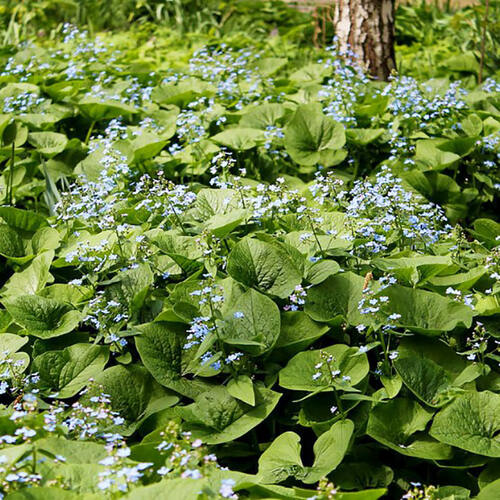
[0,1,499,499]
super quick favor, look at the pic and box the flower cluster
[284,285,308,311]
[346,168,452,254]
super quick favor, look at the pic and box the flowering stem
[377,329,390,372]
[167,199,187,235]
[307,214,325,258]
[324,356,346,419]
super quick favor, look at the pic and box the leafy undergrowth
[0,19,499,500]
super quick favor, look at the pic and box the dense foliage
[0,1,499,499]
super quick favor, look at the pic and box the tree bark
[333,0,396,81]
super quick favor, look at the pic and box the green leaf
[2,121,17,145]
[284,103,346,166]
[39,463,104,495]
[430,391,500,457]
[273,311,329,360]
[304,419,354,483]
[189,189,247,237]
[367,398,453,459]
[380,373,403,399]
[290,63,330,83]
[258,431,303,484]
[414,140,460,170]
[190,188,240,220]
[470,219,500,247]
[33,343,109,398]
[221,288,281,355]
[461,113,483,136]
[227,237,303,298]
[331,462,394,491]
[279,344,369,392]
[305,272,365,325]
[78,98,137,121]
[3,295,81,339]
[37,437,107,464]
[211,128,264,151]
[104,264,154,316]
[28,132,68,158]
[150,231,203,275]
[83,365,179,436]
[372,254,452,286]
[135,321,212,399]
[258,420,354,484]
[128,131,168,162]
[178,385,281,444]
[382,285,474,335]
[2,250,54,298]
[0,224,27,259]
[5,487,81,500]
[0,207,49,233]
[122,478,208,500]
[0,333,29,373]
[346,128,385,146]
[151,78,214,107]
[305,259,341,285]
[239,103,285,129]
[394,337,468,407]
[227,375,255,406]
[0,332,28,354]
[476,479,500,500]
[427,267,486,291]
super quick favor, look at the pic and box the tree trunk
[333,0,396,81]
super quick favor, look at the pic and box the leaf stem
[85,120,96,145]
[8,141,14,205]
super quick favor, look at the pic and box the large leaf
[211,128,264,151]
[77,98,137,121]
[122,478,208,500]
[177,385,281,444]
[135,321,212,399]
[2,250,54,298]
[0,207,49,233]
[279,344,369,393]
[239,103,285,129]
[0,224,27,259]
[33,343,109,398]
[305,272,365,325]
[371,254,452,286]
[394,337,469,407]
[28,132,68,158]
[227,237,303,298]
[128,131,168,162]
[221,288,281,355]
[414,140,460,171]
[0,333,29,373]
[430,391,500,457]
[284,103,346,166]
[367,398,452,459]
[382,285,474,334]
[103,264,154,316]
[39,463,104,495]
[37,437,107,464]
[258,419,354,484]
[476,479,500,500]
[5,487,82,500]
[83,365,179,436]
[3,295,81,338]
[149,231,203,275]
[273,311,329,360]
